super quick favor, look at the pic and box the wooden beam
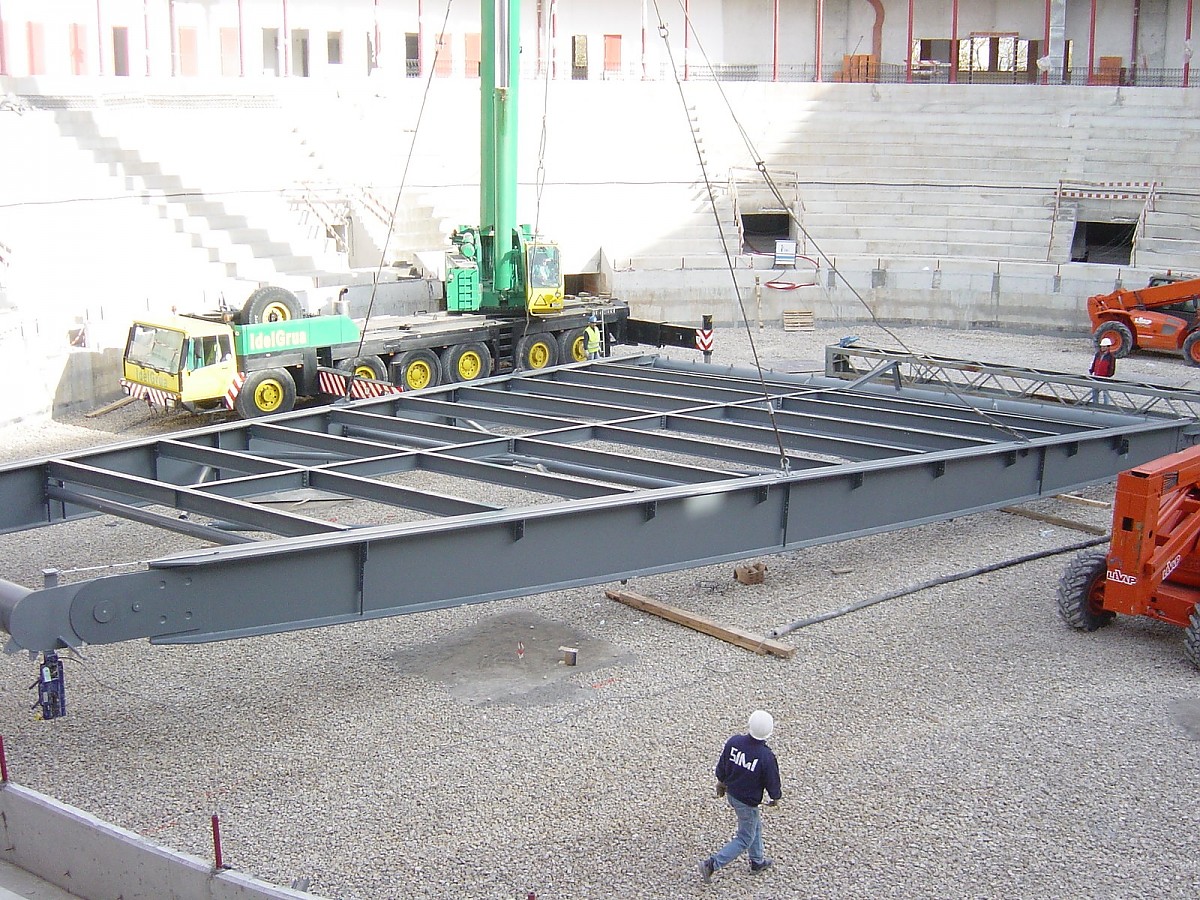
[1056,492,1112,509]
[1001,506,1109,535]
[86,395,137,418]
[606,589,795,659]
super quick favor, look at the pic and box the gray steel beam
[1,419,1181,651]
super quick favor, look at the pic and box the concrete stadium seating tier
[0,76,1198,421]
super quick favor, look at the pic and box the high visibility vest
[585,324,601,353]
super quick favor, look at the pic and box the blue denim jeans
[712,795,765,869]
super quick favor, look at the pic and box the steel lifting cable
[353,0,457,362]
[651,0,791,474]
[526,0,557,332]
[668,0,1031,445]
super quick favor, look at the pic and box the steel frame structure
[0,351,1194,653]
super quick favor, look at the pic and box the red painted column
[0,0,8,77]
[168,0,177,76]
[815,0,824,82]
[906,0,913,83]
[238,0,245,77]
[143,0,151,75]
[1043,0,1051,85]
[772,0,779,81]
[1186,0,1194,88]
[96,0,104,75]
[1131,0,1141,82]
[1088,0,1097,83]
[950,0,958,84]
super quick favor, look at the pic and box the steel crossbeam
[0,351,1194,653]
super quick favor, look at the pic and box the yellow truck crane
[121,0,705,418]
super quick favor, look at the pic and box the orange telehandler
[1087,274,1200,364]
[1057,442,1200,668]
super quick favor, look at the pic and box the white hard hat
[1100,337,1114,346]
[748,710,774,740]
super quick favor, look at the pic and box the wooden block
[558,646,578,666]
[607,588,795,659]
[734,562,767,584]
[1001,506,1109,535]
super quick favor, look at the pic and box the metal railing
[825,342,1200,425]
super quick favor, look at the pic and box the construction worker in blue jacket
[699,710,782,882]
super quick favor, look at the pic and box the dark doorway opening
[566,273,606,296]
[741,212,790,254]
[1071,221,1135,264]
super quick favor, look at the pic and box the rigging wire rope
[353,0,457,363]
[667,0,1031,444]
[651,0,792,474]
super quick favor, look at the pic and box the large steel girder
[0,352,1192,652]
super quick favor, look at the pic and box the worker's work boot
[749,857,773,873]
[698,857,715,883]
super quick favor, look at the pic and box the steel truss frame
[0,352,1194,653]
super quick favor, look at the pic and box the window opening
[178,26,199,76]
[572,35,588,79]
[1071,221,1135,265]
[603,34,621,77]
[292,30,310,77]
[465,32,481,77]
[740,213,790,254]
[70,23,88,75]
[404,33,419,77]
[262,28,280,76]
[219,27,239,75]
[113,26,130,76]
[434,32,453,76]
[327,32,343,66]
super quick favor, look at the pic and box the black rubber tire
[338,355,388,381]
[557,328,587,364]
[1185,607,1200,670]
[237,286,302,325]
[516,334,559,371]
[1094,321,1135,359]
[395,349,440,390]
[235,368,297,418]
[1056,548,1116,631]
[1183,332,1200,368]
[440,342,493,383]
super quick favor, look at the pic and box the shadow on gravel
[388,609,631,708]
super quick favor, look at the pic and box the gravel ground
[1,321,1198,900]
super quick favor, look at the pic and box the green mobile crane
[120,0,704,417]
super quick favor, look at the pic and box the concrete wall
[0,781,323,900]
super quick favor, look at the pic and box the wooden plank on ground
[1001,506,1109,535]
[606,588,795,659]
[86,395,137,418]
[1056,492,1112,509]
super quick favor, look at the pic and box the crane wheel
[396,350,440,390]
[339,355,388,381]
[237,286,302,325]
[557,328,588,364]
[1056,548,1116,631]
[516,334,559,371]
[441,342,493,383]
[1185,608,1200,670]
[236,369,297,418]
[1094,321,1135,359]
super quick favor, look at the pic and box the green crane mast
[446,0,563,317]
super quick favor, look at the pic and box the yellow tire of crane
[524,339,553,369]
[567,334,586,362]
[353,362,376,379]
[405,358,434,390]
[253,378,287,413]
[455,349,485,380]
[261,302,293,323]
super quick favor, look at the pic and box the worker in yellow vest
[585,315,602,360]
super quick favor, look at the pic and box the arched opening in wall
[741,212,790,254]
[1071,221,1135,265]
[566,273,606,296]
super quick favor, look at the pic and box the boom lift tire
[1057,548,1117,632]
[1094,321,1135,358]
[236,368,297,418]
[237,286,302,325]
[516,334,559,371]
[395,350,441,390]
[557,328,587,364]
[1182,332,1200,368]
[441,342,493,383]
[1185,609,1200,669]
[339,355,388,381]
